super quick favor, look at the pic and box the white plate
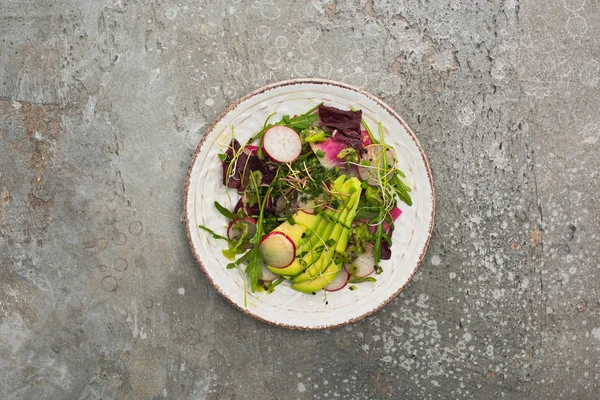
[183,79,435,330]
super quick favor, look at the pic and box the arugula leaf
[244,248,263,292]
[286,113,319,130]
[198,225,228,241]
[214,201,238,221]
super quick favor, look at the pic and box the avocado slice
[271,210,321,244]
[291,262,343,294]
[292,179,362,284]
[268,219,333,276]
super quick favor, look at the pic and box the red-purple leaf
[319,105,364,153]
[222,140,277,190]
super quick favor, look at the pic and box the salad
[199,104,412,296]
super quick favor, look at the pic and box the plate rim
[182,78,436,330]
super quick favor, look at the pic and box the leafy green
[301,126,328,143]
[198,225,228,241]
[372,208,386,266]
[222,219,253,260]
[214,201,238,221]
[228,172,276,292]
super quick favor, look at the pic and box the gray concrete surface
[1,0,599,399]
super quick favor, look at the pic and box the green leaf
[244,248,263,292]
[287,113,319,130]
[198,225,228,241]
[214,201,238,221]
[381,232,392,246]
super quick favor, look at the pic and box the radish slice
[297,197,317,214]
[259,231,296,268]
[226,217,257,242]
[261,265,278,282]
[324,269,350,292]
[309,139,346,169]
[263,126,302,163]
[389,206,402,222]
[345,247,376,278]
[358,145,397,186]
[275,195,296,217]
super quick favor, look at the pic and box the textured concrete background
[1,0,599,399]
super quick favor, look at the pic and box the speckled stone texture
[1,0,599,399]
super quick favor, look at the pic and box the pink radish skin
[389,206,402,222]
[345,247,376,278]
[259,231,296,268]
[309,139,346,169]
[324,269,350,292]
[227,217,257,242]
[246,145,259,155]
[263,126,302,163]
[361,130,372,147]
[261,265,278,282]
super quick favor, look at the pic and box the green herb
[315,149,325,158]
[262,276,285,293]
[218,153,227,161]
[244,170,263,208]
[361,117,379,145]
[214,201,238,221]
[222,219,253,260]
[349,285,358,291]
[302,127,328,143]
[325,238,336,247]
[287,216,296,226]
[287,113,319,130]
[349,276,377,283]
[337,147,359,163]
[228,169,278,291]
[372,208,386,266]
[198,225,229,241]
[285,103,323,130]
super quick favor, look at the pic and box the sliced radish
[345,247,376,278]
[275,195,296,217]
[259,231,296,268]
[297,197,317,214]
[261,264,278,282]
[389,206,402,222]
[226,217,257,242]
[324,269,350,292]
[309,139,346,169]
[358,145,397,186]
[347,164,361,178]
[263,126,302,163]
